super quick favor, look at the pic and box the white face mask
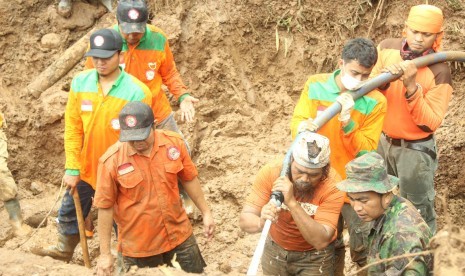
[341,62,362,90]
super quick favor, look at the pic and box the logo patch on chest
[118,163,135,175]
[167,146,180,161]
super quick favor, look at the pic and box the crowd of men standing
[0,1,454,275]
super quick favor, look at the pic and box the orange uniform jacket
[245,159,344,251]
[94,130,198,257]
[290,70,387,179]
[371,38,453,140]
[85,24,188,123]
[64,69,152,189]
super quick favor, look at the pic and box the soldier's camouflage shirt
[367,195,432,275]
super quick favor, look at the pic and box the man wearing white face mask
[290,38,387,275]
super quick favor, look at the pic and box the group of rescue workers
[0,1,453,275]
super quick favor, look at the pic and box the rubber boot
[57,0,72,18]
[31,233,80,262]
[4,198,31,237]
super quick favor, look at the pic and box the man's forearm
[288,201,333,250]
[181,177,211,215]
[98,207,114,255]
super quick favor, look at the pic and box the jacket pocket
[117,171,145,202]
[163,162,183,187]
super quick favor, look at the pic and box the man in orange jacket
[85,0,198,132]
[371,4,453,234]
[32,28,152,262]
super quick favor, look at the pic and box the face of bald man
[405,26,438,53]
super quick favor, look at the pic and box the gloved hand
[336,93,354,123]
[297,118,319,133]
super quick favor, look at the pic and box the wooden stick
[73,191,91,268]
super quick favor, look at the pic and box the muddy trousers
[378,133,437,234]
[0,129,18,202]
[119,234,206,274]
[261,236,335,276]
[57,180,94,235]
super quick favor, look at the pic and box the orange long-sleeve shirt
[64,69,152,189]
[85,24,188,123]
[370,38,453,140]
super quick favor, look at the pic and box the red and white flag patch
[118,163,135,175]
[81,100,93,112]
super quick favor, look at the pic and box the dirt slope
[0,0,464,275]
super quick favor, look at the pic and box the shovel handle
[73,191,91,268]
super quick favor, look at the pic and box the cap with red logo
[117,0,148,34]
[85,28,123,58]
[118,102,154,142]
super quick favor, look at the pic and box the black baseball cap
[119,102,154,142]
[117,0,148,34]
[85,29,123,58]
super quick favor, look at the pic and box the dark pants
[57,180,94,235]
[261,236,335,276]
[121,235,206,274]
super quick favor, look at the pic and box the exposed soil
[0,0,464,275]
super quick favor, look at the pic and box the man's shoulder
[364,90,387,105]
[71,69,97,91]
[378,38,402,51]
[99,141,124,164]
[306,72,333,84]
[139,25,168,51]
[385,197,431,237]
[155,129,184,145]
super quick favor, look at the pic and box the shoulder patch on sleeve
[99,142,122,163]
[159,129,182,139]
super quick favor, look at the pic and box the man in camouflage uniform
[337,152,432,274]
[0,112,30,236]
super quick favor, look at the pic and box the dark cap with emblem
[85,28,123,58]
[117,0,148,34]
[119,102,154,142]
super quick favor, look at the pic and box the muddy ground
[0,0,464,275]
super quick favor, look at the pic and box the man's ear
[338,59,344,69]
[119,52,124,64]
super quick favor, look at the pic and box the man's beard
[293,180,317,200]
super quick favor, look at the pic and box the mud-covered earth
[0,0,464,275]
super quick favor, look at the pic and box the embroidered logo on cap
[94,35,104,47]
[125,115,137,127]
[128,8,139,20]
[167,146,180,160]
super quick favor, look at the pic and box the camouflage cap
[337,152,399,193]
[292,132,330,169]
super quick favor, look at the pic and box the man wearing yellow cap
[370,4,453,234]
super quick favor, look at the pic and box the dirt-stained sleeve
[64,83,84,172]
[405,65,453,133]
[341,94,387,157]
[245,162,280,211]
[159,40,188,100]
[94,157,118,209]
[313,169,344,232]
[290,79,313,139]
[177,138,198,182]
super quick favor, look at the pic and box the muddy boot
[57,0,72,18]
[31,233,80,262]
[4,198,31,237]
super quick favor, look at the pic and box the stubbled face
[347,191,386,222]
[405,27,437,53]
[119,27,145,45]
[339,59,373,82]
[290,161,324,198]
[91,52,121,77]
[128,128,154,154]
